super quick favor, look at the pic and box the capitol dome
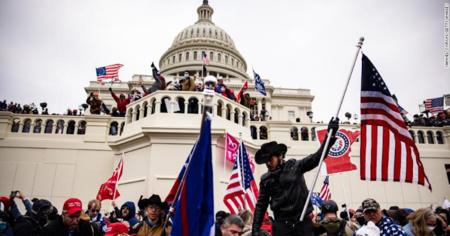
[159,0,248,79]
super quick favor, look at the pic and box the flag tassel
[300,37,364,221]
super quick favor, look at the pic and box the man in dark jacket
[252,118,339,236]
[13,199,53,236]
[86,93,102,115]
[41,198,93,236]
[141,63,165,97]
[110,201,139,228]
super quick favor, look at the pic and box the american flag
[311,192,323,208]
[203,52,210,66]
[96,64,123,82]
[398,105,408,116]
[425,97,444,114]
[319,176,331,201]
[360,54,431,190]
[223,142,259,214]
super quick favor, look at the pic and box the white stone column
[132,111,137,122]
[184,101,189,114]
[257,98,262,117]
[62,124,67,134]
[265,98,272,118]
[155,101,161,113]
[238,114,243,125]
[139,108,145,119]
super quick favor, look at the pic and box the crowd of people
[1,190,449,236]
[408,113,450,127]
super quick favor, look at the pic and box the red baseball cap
[105,223,129,236]
[63,198,82,215]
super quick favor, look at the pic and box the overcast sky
[1,0,448,122]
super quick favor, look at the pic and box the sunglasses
[90,209,100,213]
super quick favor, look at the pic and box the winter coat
[321,217,352,236]
[111,91,130,115]
[10,199,33,220]
[132,220,171,236]
[252,136,337,232]
[40,215,94,236]
[86,96,102,115]
[0,217,13,236]
[182,77,195,91]
[110,202,139,228]
[87,211,107,232]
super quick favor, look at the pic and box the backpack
[328,219,347,236]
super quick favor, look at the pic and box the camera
[10,191,19,198]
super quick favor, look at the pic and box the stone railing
[123,90,251,127]
[249,121,450,146]
[0,112,126,141]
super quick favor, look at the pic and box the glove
[90,92,93,96]
[327,117,340,137]
[108,87,112,92]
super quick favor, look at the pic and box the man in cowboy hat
[132,194,170,236]
[252,118,340,236]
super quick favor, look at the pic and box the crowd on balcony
[2,190,449,236]
[408,112,450,127]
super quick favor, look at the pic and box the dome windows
[194,51,198,60]
[179,54,182,62]
[209,29,212,35]
[218,53,221,62]
[186,52,190,61]
[231,58,234,66]
[225,55,228,64]
[197,28,200,35]
[210,52,214,61]
[203,28,206,35]
[173,56,176,63]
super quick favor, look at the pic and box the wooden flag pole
[300,37,364,221]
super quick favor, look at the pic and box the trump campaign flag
[96,155,124,201]
[236,80,248,103]
[360,54,431,190]
[223,141,259,214]
[316,127,360,175]
[225,133,255,173]
[96,64,123,83]
[171,118,215,236]
[253,70,266,96]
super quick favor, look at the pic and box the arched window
[250,126,257,140]
[188,97,199,114]
[55,120,64,134]
[161,97,170,113]
[179,54,182,62]
[9,118,19,133]
[242,112,247,127]
[127,108,133,123]
[259,126,268,140]
[300,127,309,141]
[210,52,214,61]
[167,59,170,65]
[409,131,416,143]
[436,131,444,144]
[77,121,86,135]
[135,105,140,121]
[237,61,240,69]
[186,52,190,61]
[191,29,193,36]
[120,122,125,136]
[217,101,223,117]
[110,122,119,136]
[220,31,223,39]
[44,120,53,134]
[209,28,212,35]
[143,102,148,118]
[151,98,156,114]
[231,58,234,66]
[203,28,206,34]
[426,131,434,144]
[311,127,316,141]
[185,30,188,38]
[34,119,43,133]
[218,53,221,62]
[234,108,240,124]
[194,51,198,60]
[291,127,299,141]
[225,56,228,64]
[22,119,31,133]
[67,121,76,135]
[197,28,200,35]
[173,56,176,63]
[226,104,232,120]
[417,131,425,144]
[215,30,218,37]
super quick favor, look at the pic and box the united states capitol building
[1,0,449,214]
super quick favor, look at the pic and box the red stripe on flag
[382,126,390,181]
[360,125,367,180]
[405,144,413,183]
[370,126,378,181]
[394,135,401,181]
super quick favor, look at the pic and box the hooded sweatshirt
[121,202,138,227]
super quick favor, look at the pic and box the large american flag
[360,54,431,190]
[96,64,123,82]
[425,97,444,114]
[203,52,210,66]
[319,175,331,201]
[223,142,259,214]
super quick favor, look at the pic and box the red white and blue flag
[425,97,444,114]
[316,127,360,175]
[223,141,259,214]
[319,176,331,201]
[96,64,123,83]
[398,105,408,116]
[171,118,215,236]
[236,80,248,103]
[360,54,432,191]
[203,52,210,66]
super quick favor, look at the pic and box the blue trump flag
[171,118,215,236]
[253,70,266,96]
[311,192,323,208]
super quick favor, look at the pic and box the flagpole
[110,153,123,212]
[300,37,364,221]
[160,76,217,236]
[239,132,246,209]
[339,173,351,222]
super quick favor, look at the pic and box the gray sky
[1,0,448,122]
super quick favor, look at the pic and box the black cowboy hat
[138,194,168,210]
[255,141,287,164]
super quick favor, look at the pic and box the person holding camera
[251,118,339,236]
[86,93,102,115]
[9,190,32,220]
[131,194,171,236]
[13,198,53,236]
